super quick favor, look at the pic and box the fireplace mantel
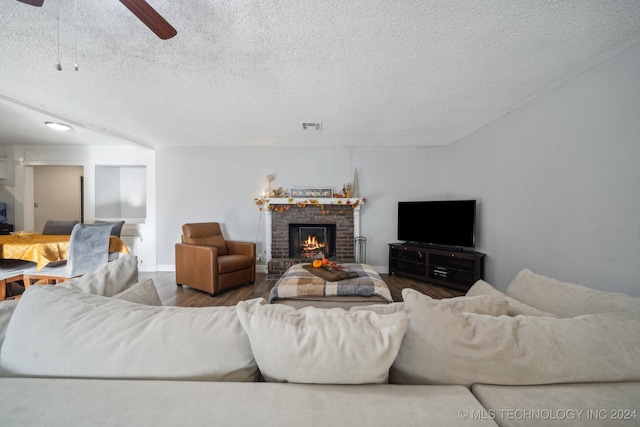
[261,198,365,263]
[260,197,365,206]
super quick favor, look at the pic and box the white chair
[23,223,113,287]
[0,259,36,300]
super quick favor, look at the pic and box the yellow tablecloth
[0,234,130,271]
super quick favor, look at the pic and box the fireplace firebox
[289,223,336,259]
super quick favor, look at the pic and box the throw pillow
[0,285,258,382]
[1,279,161,355]
[350,302,405,314]
[467,280,559,317]
[236,298,409,384]
[506,269,640,318]
[390,288,640,386]
[58,254,138,297]
[350,294,508,317]
[439,293,508,316]
[112,278,163,306]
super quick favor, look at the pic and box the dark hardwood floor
[140,271,465,307]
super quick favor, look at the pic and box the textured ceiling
[1,0,639,148]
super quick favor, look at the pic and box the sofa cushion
[0,285,258,382]
[350,302,406,314]
[0,299,18,352]
[506,269,640,318]
[0,279,160,357]
[472,382,640,427]
[0,278,159,359]
[390,288,640,386]
[440,294,508,316]
[0,378,499,427]
[350,294,508,316]
[58,254,139,297]
[236,298,409,384]
[467,280,559,317]
[112,278,162,306]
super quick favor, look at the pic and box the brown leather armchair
[175,222,256,296]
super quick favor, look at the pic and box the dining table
[0,233,130,272]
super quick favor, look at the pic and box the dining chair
[23,223,113,287]
[42,220,80,235]
[94,220,126,261]
[0,259,36,301]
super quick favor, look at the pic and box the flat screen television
[397,200,476,249]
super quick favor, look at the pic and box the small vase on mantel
[352,167,360,198]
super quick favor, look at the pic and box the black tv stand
[401,242,467,253]
[389,243,485,291]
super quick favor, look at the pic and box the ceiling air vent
[302,123,322,130]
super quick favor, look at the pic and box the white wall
[446,42,640,296]
[156,146,449,271]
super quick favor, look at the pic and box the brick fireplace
[263,198,364,276]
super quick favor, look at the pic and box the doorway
[33,166,83,234]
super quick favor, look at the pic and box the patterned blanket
[269,263,392,303]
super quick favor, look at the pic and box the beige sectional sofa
[0,257,638,426]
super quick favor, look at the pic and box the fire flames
[302,235,324,251]
[300,235,325,258]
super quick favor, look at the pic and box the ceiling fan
[17,0,177,40]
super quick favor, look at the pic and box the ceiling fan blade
[119,0,177,40]
[16,0,45,6]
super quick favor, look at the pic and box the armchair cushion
[181,223,228,256]
[218,255,254,274]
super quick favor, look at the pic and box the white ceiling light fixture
[45,122,72,131]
